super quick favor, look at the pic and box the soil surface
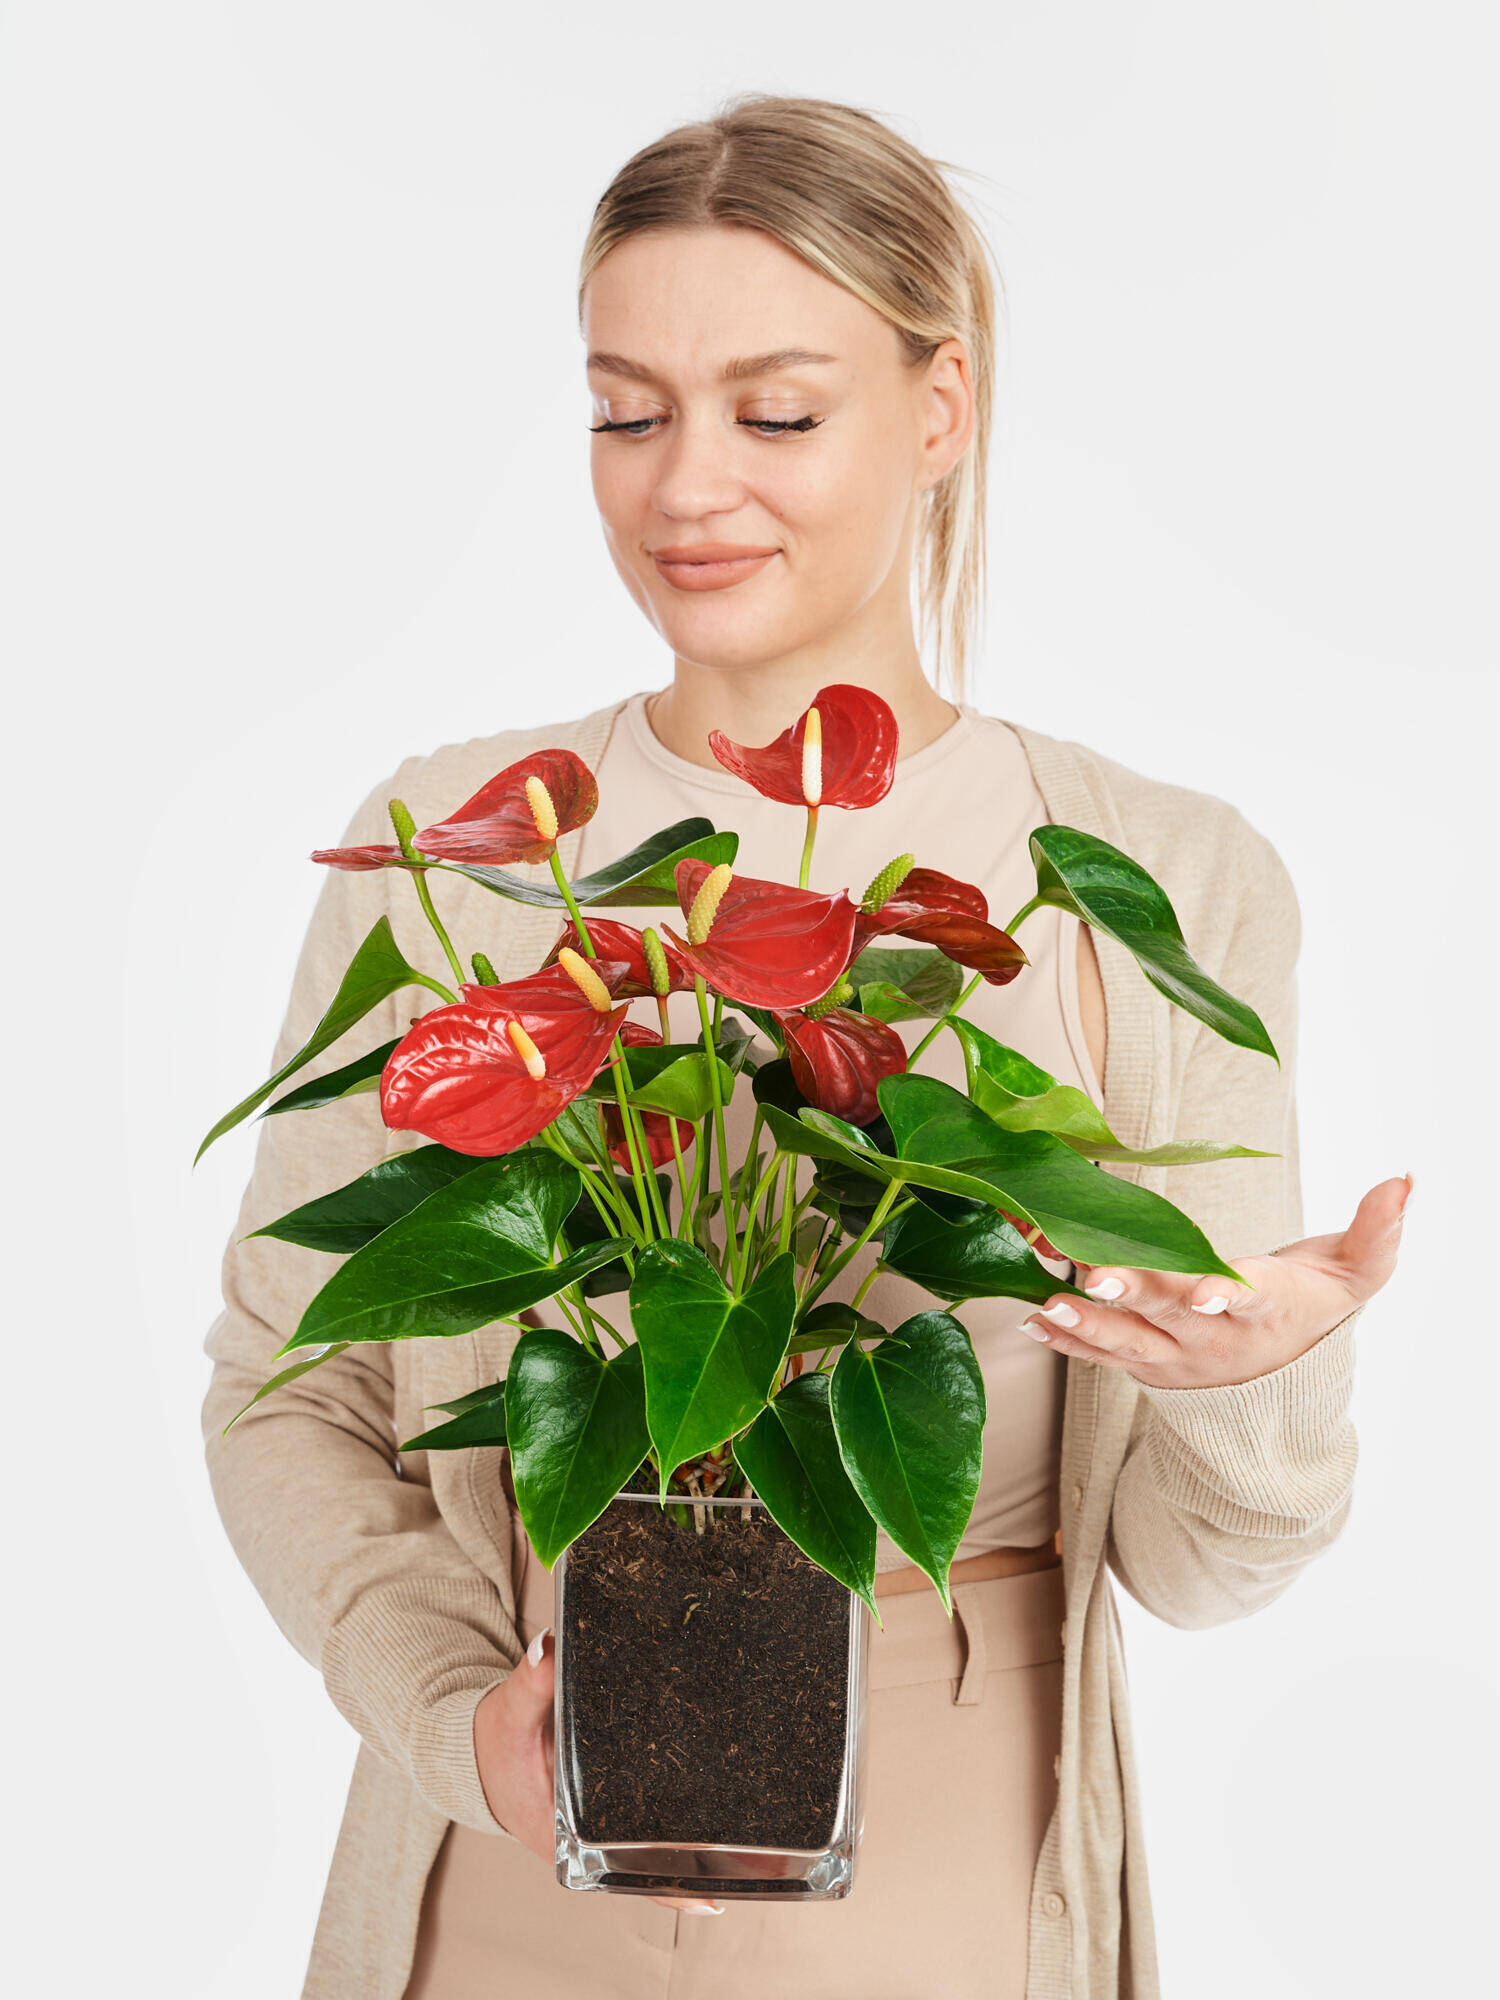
[558,1465,853,1854]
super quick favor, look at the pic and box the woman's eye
[587,414,825,438]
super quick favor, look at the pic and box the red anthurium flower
[663,858,859,1009]
[380,962,630,1156]
[1000,1209,1063,1262]
[310,843,426,872]
[601,1024,695,1170]
[708,684,898,810]
[540,919,693,999]
[854,866,1029,986]
[411,748,599,866]
[780,1006,907,1127]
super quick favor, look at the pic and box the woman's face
[581,224,969,673]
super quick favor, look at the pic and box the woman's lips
[651,547,780,592]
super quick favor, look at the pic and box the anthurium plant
[198,686,1279,1622]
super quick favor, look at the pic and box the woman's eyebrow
[586,347,838,384]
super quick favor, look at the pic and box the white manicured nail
[1040,1301,1081,1327]
[526,1626,551,1668]
[1019,1319,1050,1340]
[1196,1295,1229,1314]
[1084,1277,1125,1300]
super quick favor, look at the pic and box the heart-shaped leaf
[434,819,738,909]
[628,1243,796,1498]
[277,1151,621,1351]
[627,1051,738,1121]
[196,916,431,1162]
[848,945,964,1023]
[247,1143,484,1254]
[829,1310,986,1614]
[880,1200,1088,1307]
[1028,825,1277,1060]
[507,1333,652,1566]
[952,1019,1274,1165]
[878,1074,1247,1283]
[787,1301,885,1355]
[260,1038,399,1116]
[736,1372,880,1620]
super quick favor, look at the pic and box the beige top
[535,692,1102,1566]
[200,696,1367,2000]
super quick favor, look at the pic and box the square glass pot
[552,1487,872,1900]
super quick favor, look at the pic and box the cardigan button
[1071,1482,1085,1509]
[1043,1892,1067,1918]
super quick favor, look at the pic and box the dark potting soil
[558,1467,853,1853]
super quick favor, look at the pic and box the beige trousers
[404,1532,1065,2000]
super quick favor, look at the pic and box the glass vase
[552,1484,872,1900]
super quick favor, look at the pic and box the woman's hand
[473,1629,725,1916]
[1017,1173,1412,1389]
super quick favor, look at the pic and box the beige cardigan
[201,698,1365,1999]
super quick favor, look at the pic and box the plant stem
[408,969,459,1006]
[800,1178,907,1312]
[407,865,467,992]
[798,805,819,890]
[694,976,734,1274]
[908,972,982,1066]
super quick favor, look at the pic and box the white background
[4,4,1495,1994]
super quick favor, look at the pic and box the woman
[202,96,1406,2000]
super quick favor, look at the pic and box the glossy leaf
[787,1301,885,1355]
[628,1243,797,1499]
[829,1310,986,1614]
[247,1143,484,1254]
[848,945,964,1023]
[952,1018,1274,1165]
[507,1333,652,1566]
[277,1152,621,1351]
[1028,825,1278,1061]
[625,1051,737,1121]
[735,1372,880,1619]
[399,1382,509,1452]
[220,1343,351,1435]
[260,1038,399,1116]
[434,819,737,909]
[878,1074,1247,1283]
[881,1200,1089,1307]
[196,916,428,1163]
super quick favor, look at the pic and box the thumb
[1336,1172,1413,1290]
[511,1626,555,1712]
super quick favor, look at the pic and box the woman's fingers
[1017,1296,1179,1367]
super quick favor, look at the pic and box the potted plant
[198,685,1276,1901]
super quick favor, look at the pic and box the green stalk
[408,968,459,1006]
[800,1179,908,1312]
[694,976,734,1276]
[798,805,819,890]
[908,972,982,1066]
[408,868,467,992]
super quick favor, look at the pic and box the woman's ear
[915,336,975,490]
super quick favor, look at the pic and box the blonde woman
[203,94,1406,2000]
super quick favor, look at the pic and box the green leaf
[196,916,434,1162]
[247,1143,485,1254]
[951,1019,1275,1166]
[736,1373,879,1619]
[277,1151,620,1351]
[881,1201,1088,1307]
[424,1376,508,1418]
[399,1385,509,1452]
[260,1038,399,1116]
[1028,825,1278,1061]
[829,1310,986,1614]
[849,945,964,1023]
[878,1074,1247,1283]
[507,1333,651,1566]
[787,1301,884,1355]
[434,819,738,909]
[628,1243,796,1498]
[220,1343,351,1435]
[627,1051,737,1121]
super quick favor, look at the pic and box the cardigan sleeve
[199,767,522,1838]
[1104,817,1364,1630]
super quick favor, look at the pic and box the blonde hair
[577,93,1004,703]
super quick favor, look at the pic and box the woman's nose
[649,412,747,522]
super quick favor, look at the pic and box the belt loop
[950,1583,987,1704]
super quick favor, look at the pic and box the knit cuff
[320,1574,524,1838]
[1135,1304,1363,1520]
